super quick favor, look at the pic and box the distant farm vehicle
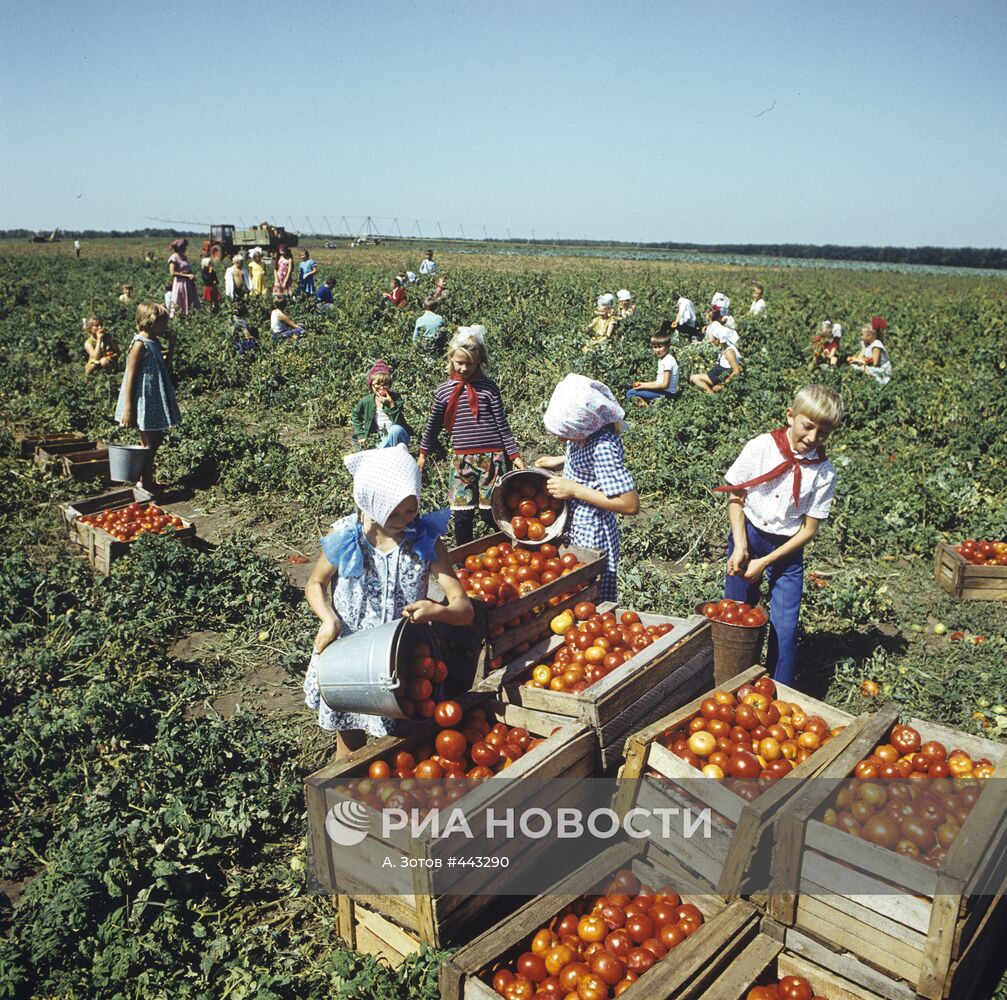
[202,222,299,260]
[31,229,61,243]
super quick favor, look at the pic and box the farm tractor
[202,222,299,261]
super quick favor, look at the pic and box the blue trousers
[626,387,677,402]
[379,425,410,448]
[723,520,804,686]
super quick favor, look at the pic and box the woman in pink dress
[168,239,200,317]
[272,244,294,296]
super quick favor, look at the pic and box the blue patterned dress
[564,429,636,603]
[114,335,182,432]
[303,511,449,736]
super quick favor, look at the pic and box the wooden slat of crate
[771,708,1007,1000]
[18,431,88,458]
[615,664,863,899]
[62,449,110,481]
[776,949,886,1000]
[933,542,1007,601]
[303,693,596,948]
[337,895,423,967]
[84,515,196,574]
[440,839,759,1000]
[34,438,98,468]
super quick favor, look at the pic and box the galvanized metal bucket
[107,443,150,484]
[490,468,567,546]
[316,617,438,720]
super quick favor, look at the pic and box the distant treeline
[2,229,1003,270]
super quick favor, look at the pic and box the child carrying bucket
[302,445,473,758]
[713,385,844,687]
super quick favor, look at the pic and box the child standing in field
[83,316,118,376]
[714,384,843,686]
[627,331,679,404]
[535,374,639,603]
[811,321,842,367]
[417,326,525,545]
[297,250,318,297]
[352,361,412,449]
[225,254,250,300]
[273,245,294,297]
[848,319,892,385]
[167,239,200,317]
[302,444,473,756]
[200,258,221,310]
[691,326,742,394]
[248,248,268,296]
[671,294,699,341]
[114,304,181,494]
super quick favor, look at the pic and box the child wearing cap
[713,385,844,686]
[303,444,473,755]
[583,301,619,351]
[535,375,639,602]
[690,325,742,394]
[352,361,413,449]
[417,326,525,545]
[811,321,842,368]
[616,289,636,322]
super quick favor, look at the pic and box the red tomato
[432,700,462,728]
[434,729,467,762]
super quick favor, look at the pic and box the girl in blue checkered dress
[535,375,639,602]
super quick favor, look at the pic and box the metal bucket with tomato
[490,468,567,546]
[696,600,769,686]
[316,617,442,720]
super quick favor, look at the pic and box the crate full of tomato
[444,532,604,682]
[613,666,865,898]
[61,488,195,573]
[496,601,713,774]
[441,839,765,1000]
[933,538,1007,601]
[769,706,1007,1000]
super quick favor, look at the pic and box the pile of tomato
[658,677,843,798]
[485,867,704,999]
[501,479,563,541]
[335,701,549,814]
[457,541,585,609]
[955,538,1007,566]
[820,723,996,866]
[697,599,768,628]
[746,976,827,1000]
[521,603,675,695]
[395,638,450,718]
[77,502,184,543]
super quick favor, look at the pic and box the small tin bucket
[108,443,150,484]
[490,468,567,546]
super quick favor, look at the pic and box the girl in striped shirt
[417,327,525,544]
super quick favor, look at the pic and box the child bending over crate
[303,444,473,757]
[114,304,180,495]
[535,374,639,603]
[713,384,844,687]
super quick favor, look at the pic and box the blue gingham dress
[114,335,182,432]
[303,514,431,736]
[564,429,636,602]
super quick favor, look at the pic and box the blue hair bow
[320,509,451,578]
[403,508,452,562]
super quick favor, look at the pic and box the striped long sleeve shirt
[419,377,520,458]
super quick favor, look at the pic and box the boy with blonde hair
[714,385,844,685]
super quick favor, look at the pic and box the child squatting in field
[83,316,118,376]
[114,303,181,494]
[418,326,525,546]
[351,360,412,450]
[302,445,473,758]
[715,384,844,687]
[535,374,639,603]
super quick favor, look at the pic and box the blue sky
[1,0,1004,246]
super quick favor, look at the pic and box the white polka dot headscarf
[343,444,421,526]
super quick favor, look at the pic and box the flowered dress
[168,253,200,317]
[114,335,182,431]
[564,429,636,603]
[273,255,293,296]
[302,510,450,736]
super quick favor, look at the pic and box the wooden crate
[34,437,98,468]
[933,542,1007,602]
[60,489,196,573]
[690,915,881,999]
[495,604,713,774]
[17,431,87,459]
[614,665,865,898]
[304,694,596,949]
[62,448,110,481]
[770,708,1007,1000]
[440,839,761,1000]
[445,532,606,684]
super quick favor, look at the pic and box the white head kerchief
[343,444,421,526]
[543,374,624,440]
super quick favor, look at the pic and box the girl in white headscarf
[302,444,472,754]
[534,375,639,602]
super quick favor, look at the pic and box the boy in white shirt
[627,331,679,404]
[749,283,767,316]
[714,385,844,686]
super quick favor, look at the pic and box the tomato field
[1,240,1006,997]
